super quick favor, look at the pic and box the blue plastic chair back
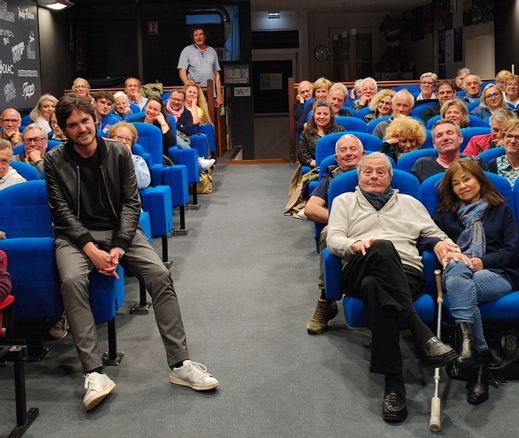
[356,106,373,120]
[335,116,368,133]
[10,161,39,181]
[367,115,391,133]
[479,146,505,163]
[411,101,438,117]
[0,180,53,237]
[328,169,422,210]
[393,84,420,94]
[131,122,163,165]
[426,114,441,130]
[396,148,438,173]
[423,129,434,148]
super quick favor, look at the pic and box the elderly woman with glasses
[471,84,506,121]
[416,72,438,101]
[108,122,150,189]
[487,119,519,186]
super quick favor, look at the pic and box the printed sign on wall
[0,0,41,110]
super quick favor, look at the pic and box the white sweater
[0,168,26,191]
[327,187,451,272]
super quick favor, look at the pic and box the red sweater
[463,134,492,156]
[0,252,11,301]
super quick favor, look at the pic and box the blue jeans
[443,260,512,349]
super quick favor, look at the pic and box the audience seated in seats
[364,89,395,123]
[380,116,425,164]
[462,74,482,104]
[487,119,519,185]
[184,81,213,125]
[327,83,353,118]
[351,77,378,110]
[420,80,456,122]
[326,152,458,423]
[504,75,519,111]
[108,122,150,189]
[495,69,513,93]
[471,84,506,121]
[416,72,438,101]
[304,134,365,334]
[93,91,122,136]
[441,99,469,128]
[434,160,519,405]
[71,77,93,102]
[373,89,414,140]
[296,77,332,133]
[12,124,49,176]
[412,119,485,182]
[297,99,345,168]
[29,94,58,135]
[124,77,149,110]
[0,108,23,147]
[134,96,176,154]
[45,95,219,411]
[49,112,67,141]
[113,91,133,119]
[294,80,313,122]
[464,109,514,156]
[0,140,26,190]
[0,250,10,301]
[165,89,215,171]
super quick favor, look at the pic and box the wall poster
[0,0,41,111]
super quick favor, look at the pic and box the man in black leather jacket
[44,95,219,411]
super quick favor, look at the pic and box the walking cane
[429,269,444,432]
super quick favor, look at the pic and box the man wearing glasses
[0,108,23,147]
[13,124,48,176]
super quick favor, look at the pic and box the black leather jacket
[44,136,141,251]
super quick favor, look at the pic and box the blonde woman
[441,99,469,128]
[471,84,506,121]
[381,115,426,163]
[365,89,395,123]
[184,81,212,125]
[297,77,333,133]
[29,93,58,135]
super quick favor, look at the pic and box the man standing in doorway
[178,26,223,108]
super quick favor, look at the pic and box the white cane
[429,269,444,432]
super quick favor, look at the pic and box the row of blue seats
[322,169,519,331]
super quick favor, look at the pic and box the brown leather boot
[306,299,338,335]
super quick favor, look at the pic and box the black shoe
[422,336,458,367]
[382,390,408,423]
[467,364,489,405]
[456,322,478,368]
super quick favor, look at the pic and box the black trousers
[341,240,424,375]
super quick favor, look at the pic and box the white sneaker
[169,360,219,391]
[83,372,116,411]
[198,157,215,171]
[49,314,69,339]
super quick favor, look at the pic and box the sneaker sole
[169,376,219,391]
[84,381,116,411]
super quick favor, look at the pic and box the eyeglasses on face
[24,136,46,144]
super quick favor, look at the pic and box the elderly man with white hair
[294,80,313,122]
[327,152,459,423]
[352,77,378,110]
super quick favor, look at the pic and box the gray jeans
[55,229,189,373]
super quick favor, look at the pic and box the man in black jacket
[44,96,219,411]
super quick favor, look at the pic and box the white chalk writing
[27,31,35,59]
[18,7,35,20]
[0,1,14,22]
[22,81,34,99]
[4,80,16,102]
[17,69,38,77]
[12,41,24,64]
[0,59,14,74]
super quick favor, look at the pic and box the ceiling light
[39,0,74,11]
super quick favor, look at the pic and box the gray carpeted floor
[1,163,517,437]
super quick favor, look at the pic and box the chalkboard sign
[0,0,40,111]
